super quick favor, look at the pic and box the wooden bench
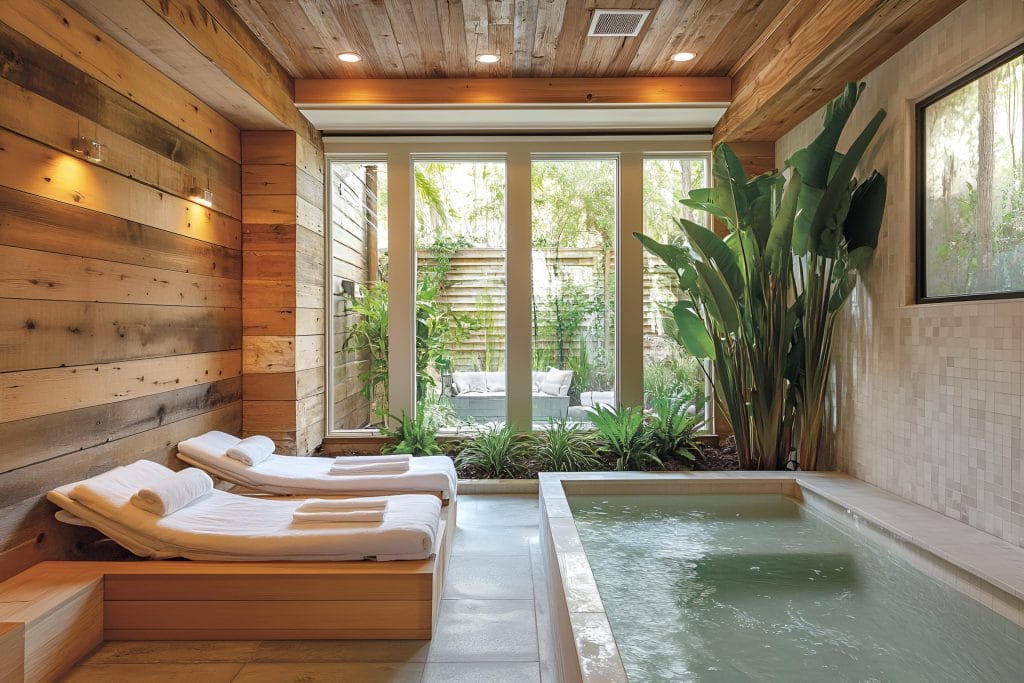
[0,501,454,682]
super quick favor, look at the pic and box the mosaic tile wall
[775,0,1024,547]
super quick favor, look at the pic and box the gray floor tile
[422,661,541,682]
[458,495,540,528]
[453,525,537,556]
[443,554,535,600]
[428,599,539,663]
[231,662,423,682]
[250,640,429,663]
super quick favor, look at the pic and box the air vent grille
[587,9,650,37]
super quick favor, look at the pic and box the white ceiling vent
[587,9,650,37]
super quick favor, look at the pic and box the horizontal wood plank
[0,377,242,474]
[0,129,240,249]
[0,300,239,373]
[0,185,241,280]
[104,572,429,601]
[0,245,241,308]
[0,0,241,161]
[0,350,242,424]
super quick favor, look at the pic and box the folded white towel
[129,467,213,516]
[226,435,275,466]
[297,497,388,513]
[292,510,385,524]
[332,454,412,465]
[329,461,411,476]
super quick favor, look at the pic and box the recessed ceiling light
[476,54,500,64]
[671,52,696,62]
[337,52,361,63]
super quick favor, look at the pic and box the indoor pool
[569,494,1024,682]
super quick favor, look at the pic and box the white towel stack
[291,497,388,524]
[328,454,412,476]
[130,467,214,516]
[226,435,275,466]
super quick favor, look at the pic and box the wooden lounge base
[0,502,453,682]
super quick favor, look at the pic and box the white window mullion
[387,149,416,423]
[617,152,644,408]
[506,149,532,431]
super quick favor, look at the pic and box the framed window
[917,43,1024,302]
[324,137,712,437]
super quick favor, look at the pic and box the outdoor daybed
[448,368,572,421]
[177,430,457,499]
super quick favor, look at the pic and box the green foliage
[535,417,602,472]
[589,405,662,471]
[637,82,887,471]
[645,395,702,463]
[455,425,534,479]
[380,410,443,455]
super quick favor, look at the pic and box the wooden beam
[295,77,732,107]
[714,0,967,143]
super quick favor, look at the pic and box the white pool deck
[538,471,1024,683]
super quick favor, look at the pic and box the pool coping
[538,471,1024,683]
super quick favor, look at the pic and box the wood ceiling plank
[384,0,433,78]
[437,0,473,78]
[295,76,731,106]
[626,0,705,76]
[512,0,541,75]
[715,0,966,142]
[530,0,569,77]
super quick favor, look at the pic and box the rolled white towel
[328,461,410,476]
[297,497,388,513]
[130,467,213,516]
[331,454,412,465]
[292,509,385,524]
[226,435,275,466]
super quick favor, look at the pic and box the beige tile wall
[775,0,1024,547]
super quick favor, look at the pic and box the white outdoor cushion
[453,371,487,394]
[532,371,547,392]
[485,372,506,393]
[539,368,573,396]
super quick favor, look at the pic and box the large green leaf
[843,171,887,251]
[634,232,697,289]
[765,169,802,275]
[711,143,748,226]
[785,82,864,188]
[671,301,716,360]
[679,197,730,223]
[678,219,743,298]
[807,109,886,257]
[692,259,740,334]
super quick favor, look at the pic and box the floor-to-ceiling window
[413,158,507,429]
[325,138,710,436]
[642,156,712,427]
[531,157,617,427]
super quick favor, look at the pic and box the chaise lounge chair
[176,431,457,500]
[47,460,443,562]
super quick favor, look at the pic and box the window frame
[323,136,712,438]
[915,41,1024,304]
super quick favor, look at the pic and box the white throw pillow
[539,368,573,396]
[486,372,506,393]
[532,371,547,393]
[459,371,488,393]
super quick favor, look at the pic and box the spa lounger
[47,460,442,562]
[176,431,457,500]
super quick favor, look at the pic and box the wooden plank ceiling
[227,0,789,79]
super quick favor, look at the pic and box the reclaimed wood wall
[242,131,326,454]
[0,2,243,579]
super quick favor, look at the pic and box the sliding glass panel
[414,159,507,429]
[531,157,617,427]
[643,156,711,425]
[329,159,388,430]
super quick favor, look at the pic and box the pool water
[569,494,1024,682]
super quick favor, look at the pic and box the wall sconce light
[72,136,103,163]
[189,187,214,207]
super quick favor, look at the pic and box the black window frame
[915,41,1024,304]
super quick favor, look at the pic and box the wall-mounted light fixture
[189,187,214,207]
[71,136,103,163]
